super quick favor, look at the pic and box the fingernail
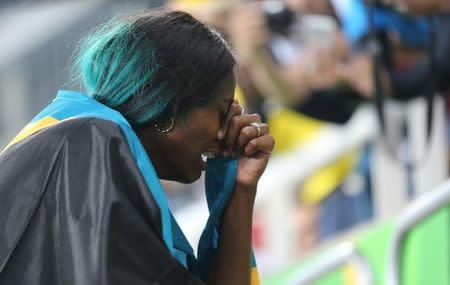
[218,130,223,139]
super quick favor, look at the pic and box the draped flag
[0,90,259,284]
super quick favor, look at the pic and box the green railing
[264,179,450,285]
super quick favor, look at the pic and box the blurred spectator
[225,0,374,251]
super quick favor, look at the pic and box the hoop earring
[154,117,175,133]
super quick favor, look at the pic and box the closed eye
[219,100,233,125]
[220,111,227,124]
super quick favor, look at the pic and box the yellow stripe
[1,116,60,154]
[268,108,360,204]
[300,151,358,205]
[251,267,260,285]
[343,264,357,285]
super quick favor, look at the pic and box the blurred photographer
[332,0,450,100]
[228,1,360,123]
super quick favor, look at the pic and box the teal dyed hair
[74,11,235,127]
[75,17,172,125]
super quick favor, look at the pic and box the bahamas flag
[0,90,259,284]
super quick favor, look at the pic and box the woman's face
[139,75,236,183]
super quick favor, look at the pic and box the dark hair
[75,10,235,127]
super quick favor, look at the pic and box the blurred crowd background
[1,0,450,283]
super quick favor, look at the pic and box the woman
[0,11,274,285]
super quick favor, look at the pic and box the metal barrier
[287,242,374,285]
[385,179,450,285]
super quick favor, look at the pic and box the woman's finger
[218,100,242,140]
[233,123,269,156]
[243,134,275,158]
[224,113,261,156]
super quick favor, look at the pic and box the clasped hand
[217,101,275,190]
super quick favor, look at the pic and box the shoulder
[1,117,127,158]
[51,117,128,145]
[1,116,164,248]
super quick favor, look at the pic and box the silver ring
[250,122,261,137]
